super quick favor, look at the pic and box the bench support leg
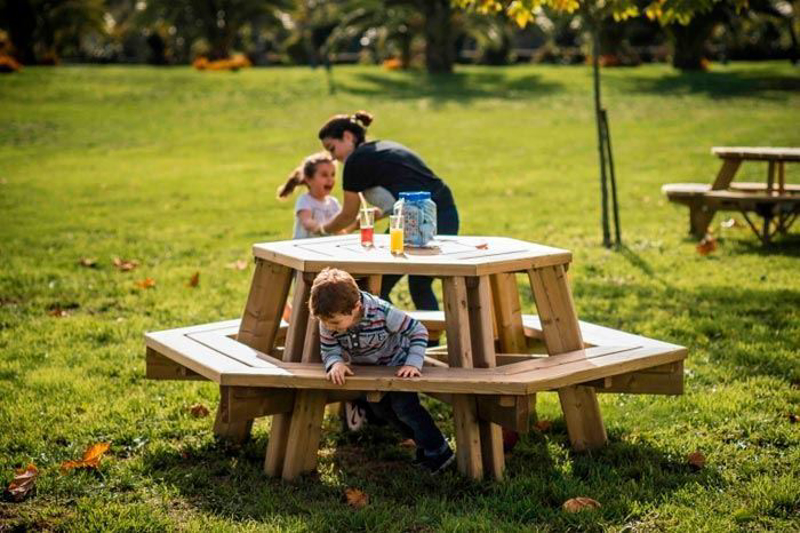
[281,390,327,481]
[443,276,483,479]
[689,201,715,239]
[528,266,607,451]
[213,386,254,444]
[468,276,505,480]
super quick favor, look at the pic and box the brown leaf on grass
[687,451,706,470]
[789,413,799,424]
[4,464,38,502]
[696,235,718,256]
[399,438,416,448]
[187,271,200,288]
[61,442,111,472]
[189,404,210,418]
[112,257,139,271]
[721,218,743,229]
[345,488,369,509]
[534,420,552,432]
[78,257,98,268]
[562,497,601,513]
[47,306,69,318]
[134,277,155,289]
[226,259,249,271]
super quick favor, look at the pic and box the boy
[308,268,455,474]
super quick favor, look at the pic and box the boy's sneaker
[343,401,367,432]
[423,448,455,475]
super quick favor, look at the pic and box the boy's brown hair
[309,268,361,319]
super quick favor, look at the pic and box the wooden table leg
[778,161,785,195]
[767,161,776,193]
[265,271,314,477]
[467,276,504,480]
[710,158,741,190]
[443,276,483,479]
[527,265,607,451]
[282,390,327,481]
[215,259,292,443]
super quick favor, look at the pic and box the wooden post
[489,273,527,353]
[467,276,504,480]
[710,158,741,190]
[265,270,314,477]
[767,161,776,193]
[443,276,483,479]
[528,265,607,451]
[217,259,291,442]
[281,390,328,481]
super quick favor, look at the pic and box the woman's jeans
[366,392,448,456]
[380,205,460,310]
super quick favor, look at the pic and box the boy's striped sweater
[319,291,428,372]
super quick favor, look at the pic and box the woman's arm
[322,191,360,234]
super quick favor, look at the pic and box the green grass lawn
[1,62,799,532]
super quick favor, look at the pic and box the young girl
[277,152,368,431]
[277,152,341,239]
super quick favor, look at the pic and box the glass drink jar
[395,192,437,247]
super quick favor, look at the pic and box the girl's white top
[293,193,341,239]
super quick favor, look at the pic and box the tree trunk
[5,0,37,64]
[422,0,453,74]
[669,13,719,70]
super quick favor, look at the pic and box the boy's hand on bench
[327,362,354,385]
[396,365,421,378]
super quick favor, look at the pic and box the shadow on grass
[335,71,562,104]
[140,414,713,529]
[728,232,800,258]
[620,70,800,100]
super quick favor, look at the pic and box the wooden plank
[237,259,292,354]
[710,158,742,190]
[252,235,573,278]
[490,273,527,354]
[223,387,296,422]
[284,271,312,364]
[712,146,800,162]
[585,362,684,395]
[496,346,638,375]
[528,265,607,451]
[213,386,254,443]
[188,331,285,368]
[476,395,530,433]
[281,390,327,480]
[145,330,256,383]
[467,275,504,480]
[145,347,206,381]
[442,276,483,479]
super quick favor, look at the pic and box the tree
[454,0,747,247]
[140,0,288,61]
[0,0,105,64]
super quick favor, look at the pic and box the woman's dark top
[342,140,457,213]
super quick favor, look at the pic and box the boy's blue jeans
[366,392,449,457]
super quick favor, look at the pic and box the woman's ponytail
[318,110,373,145]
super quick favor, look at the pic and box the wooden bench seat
[147,315,686,397]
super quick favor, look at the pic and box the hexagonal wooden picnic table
[232,234,605,480]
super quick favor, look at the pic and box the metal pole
[601,109,621,245]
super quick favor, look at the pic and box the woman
[318,110,459,312]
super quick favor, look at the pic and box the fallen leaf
[534,420,552,432]
[721,218,743,229]
[189,404,210,418]
[787,413,798,424]
[475,242,489,250]
[61,442,111,472]
[563,497,601,513]
[112,257,139,271]
[696,235,717,256]
[502,428,519,453]
[78,257,98,268]
[134,277,155,289]
[687,450,705,470]
[226,259,249,270]
[4,464,38,502]
[399,438,416,448]
[47,306,69,318]
[282,303,292,322]
[345,488,369,509]
[187,271,200,288]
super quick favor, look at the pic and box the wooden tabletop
[712,147,800,162]
[252,235,572,276]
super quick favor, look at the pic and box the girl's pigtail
[276,167,304,199]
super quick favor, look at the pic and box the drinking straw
[358,192,368,212]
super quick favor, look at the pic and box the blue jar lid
[398,191,431,201]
